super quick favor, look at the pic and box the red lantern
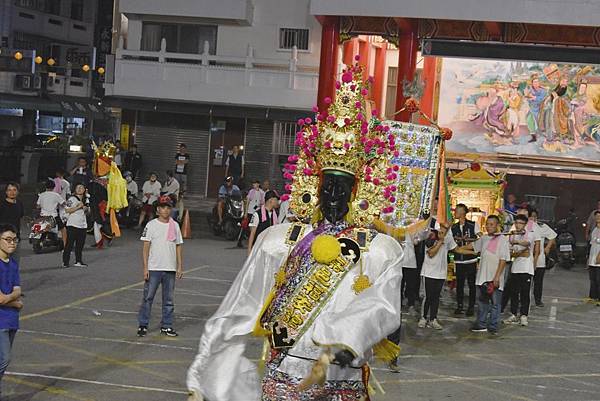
[404,98,420,114]
[470,162,481,172]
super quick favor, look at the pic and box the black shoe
[488,329,498,336]
[388,359,401,373]
[466,308,475,317]
[470,325,487,333]
[137,326,148,337]
[160,327,178,337]
[536,301,544,307]
[454,307,464,315]
[61,263,69,268]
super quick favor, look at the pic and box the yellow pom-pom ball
[311,235,341,264]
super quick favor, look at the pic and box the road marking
[378,372,600,385]
[6,372,188,395]
[20,265,210,321]
[64,306,210,321]
[548,298,558,329]
[20,329,195,351]
[126,288,225,298]
[4,376,96,401]
[182,276,233,283]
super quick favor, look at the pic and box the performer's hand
[333,350,355,369]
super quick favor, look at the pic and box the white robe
[186,223,404,401]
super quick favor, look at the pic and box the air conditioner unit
[15,75,32,90]
[46,76,54,88]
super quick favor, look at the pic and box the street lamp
[14,51,23,60]
[47,58,56,66]
[97,67,105,75]
[82,64,90,72]
[34,56,43,64]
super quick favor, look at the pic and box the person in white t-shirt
[504,214,540,327]
[587,211,600,303]
[162,170,180,200]
[62,183,89,268]
[530,210,557,307]
[137,195,183,338]
[456,215,511,334]
[419,223,457,330]
[245,180,264,218]
[136,173,162,229]
[36,180,67,244]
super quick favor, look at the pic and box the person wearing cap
[247,190,279,255]
[137,195,183,338]
[217,177,240,226]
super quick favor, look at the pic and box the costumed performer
[187,62,405,401]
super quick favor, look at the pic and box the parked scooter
[208,193,244,241]
[554,211,577,269]
[29,216,63,254]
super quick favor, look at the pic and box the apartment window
[70,0,83,21]
[141,23,217,54]
[272,121,298,155]
[44,0,61,15]
[279,28,309,50]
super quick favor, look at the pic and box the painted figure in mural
[569,79,595,147]
[504,82,523,141]
[470,87,510,142]
[539,76,572,143]
[524,74,548,143]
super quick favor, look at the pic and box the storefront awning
[0,93,61,113]
[51,96,110,118]
[0,93,109,118]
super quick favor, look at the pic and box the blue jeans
[0,329,17,383]
[477,287,503,332]
[138,271,176,328]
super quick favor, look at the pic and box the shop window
[279,28,309,51]
[141,23,217,55]
[272,121,298,155]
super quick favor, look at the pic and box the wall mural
[438,58,600,160]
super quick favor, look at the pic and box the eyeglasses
[0,237,19,244]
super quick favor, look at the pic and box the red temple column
[342,39,356,67]
[394,20,418,122]
[317,16,340,112]
[419,56,437,122]
[372,44,387,116]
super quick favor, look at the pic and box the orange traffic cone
[182,209,192,239]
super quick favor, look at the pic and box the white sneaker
[417,318,428,328]
[503,314,519,325]
[430,319,443,330]
[74,262,88,268]
[520,315,529,326]
[407,306,418,316]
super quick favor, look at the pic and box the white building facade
[104,0,322,196]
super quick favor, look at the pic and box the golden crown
[282,62,402,226]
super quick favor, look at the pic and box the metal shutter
[135,125,210,196]
[244,119,282,191]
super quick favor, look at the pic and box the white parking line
[19,329,195,351]
[64,306,209,321]
[549,298,558,329]
[125,288,224,298]
[5,371,188,395]
[182,276,233,283]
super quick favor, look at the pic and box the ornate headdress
[282,63,400,228]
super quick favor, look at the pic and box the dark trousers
[63,226,86,265]
[589,267,600,300]
[533,268,546,304]
[455,262,477,310]
[423,277,445,320]
[510,273,532,316]
[501,264,513,312]
[402,267,419,307]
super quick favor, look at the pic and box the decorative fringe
[257,338,270,376]
[298,351,333,392]
[372,339,401,363]
[109,209,121,238]
[372,218,428,241]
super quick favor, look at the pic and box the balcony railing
[105,39,319,110]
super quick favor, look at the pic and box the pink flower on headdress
[297,119,305,126]
[377,148,384,155]
[312,105,319,112]
[361,88,368,96]
[324,141,332,149]
[393,165,399,172]
[327,115,336,123]
[371,109,378,117]
[355,101,362,109]
[389,197,396,203]
[303,168,313,176]
[324,97,332,105]
[350,84,356,91]
[344,117,351,126]
[354,54,361,61]
[356,113,364,121]
[365,166,373,174]
[383,125,390,132]
[365,175,372,182]
[335,81,341,89]
[343,142,351,149]
[361,126,368,135]
[342,72,353,83]
[281,194,290,201]
[307,159,315,167]
[289,164,297,172]
[304,117,312,124]
[373,178,380,185]
[284,172,293,180]
[368,76,375,84]
[393,150,400,157]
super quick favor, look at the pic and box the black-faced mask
[319,172,355,224]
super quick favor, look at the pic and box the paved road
[3,229,600,400]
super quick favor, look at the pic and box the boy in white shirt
[530,210,556,307]
[504,214,540,326]
[419,223,457,330]
[457,215,511,334]
[136,173,161,229]
[137,195,183,338]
